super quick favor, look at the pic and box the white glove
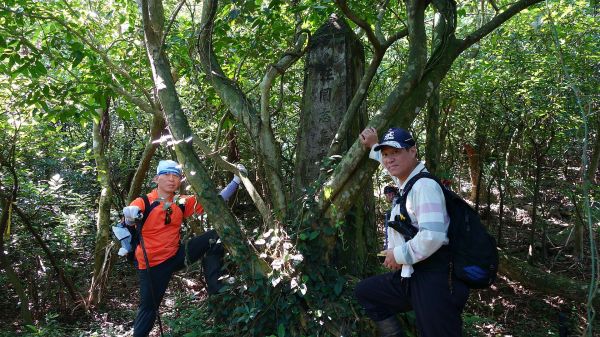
[118,247,129,256]
[123,205,141,224]
[233,163,247,184]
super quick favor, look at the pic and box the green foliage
[0,0,598,335]
[166,295,227,336]
[21,313,69,337]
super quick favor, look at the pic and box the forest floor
[0,192,598,336]
[2,246,596,336]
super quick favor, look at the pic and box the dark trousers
[133,230,224,337]
[355,269,469,337]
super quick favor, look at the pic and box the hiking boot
[375,316,405,337]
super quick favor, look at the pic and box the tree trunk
[529,150,542,261]
[127,109,165,203]
[0,197,33,325]
[464,143,481,202]
[88,99,114,305]
[138,0,270,275]
[496,160,505,248]
[500,253,599,308]
[587,119,600,184]
[195,0,294,220]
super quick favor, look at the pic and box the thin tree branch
[375,0,391,42]
[320,0,429,216]
[335,0,383,50]
[460,0,543,53]
[158,0,187,55]
[15,8,157,111]
[196,0,287,219]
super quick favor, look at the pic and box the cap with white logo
[374,128,416,151]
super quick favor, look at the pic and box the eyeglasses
[165,206,172,225]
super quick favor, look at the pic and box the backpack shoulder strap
[139,194,161,229]
[177,202,185,215]
[401,172,434,197]
[396,171,441,219]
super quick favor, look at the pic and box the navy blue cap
[373,128,416,151]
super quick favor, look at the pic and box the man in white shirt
[355,127,469,337]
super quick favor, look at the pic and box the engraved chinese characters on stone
[319,88,332,103]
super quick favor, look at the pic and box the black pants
[354,268,469,337]
[133,230,224,337]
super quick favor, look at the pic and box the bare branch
[321,0,429,216]
[159,0,187,55]
[460,0,543,53]
[375,0,391,42]
[196,0,288,219]
[18,9,157,111]
[335,0,383,50]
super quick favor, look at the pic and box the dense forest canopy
[0,0,598,336]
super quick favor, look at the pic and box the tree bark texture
[88,100,114,305]
[0,197,33,325]
[425,85,441,175]
[139,0,270,276]
[127,109,165,203]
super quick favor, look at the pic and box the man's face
[385,192,395,203]
[154,173,182,194]
[381,146,417,181]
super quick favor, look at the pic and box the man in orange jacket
[123,159,244,337]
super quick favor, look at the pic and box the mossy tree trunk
[0,151,33,325]
[88,98,114,305]
[138,0,271,276]
[425,86,441,175]
[126,109,166,203]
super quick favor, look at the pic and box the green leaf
[277,323,285,337]
[72,50,85,68]
[93,91,107,109]
[228,8,241,21]
[334,276,345,296]
[31,60,47,77]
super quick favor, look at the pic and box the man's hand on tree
[359,127,378,149]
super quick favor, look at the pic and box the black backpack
[125,195,185,263]
[394,172,499,289]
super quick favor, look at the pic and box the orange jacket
[130,189,204,269]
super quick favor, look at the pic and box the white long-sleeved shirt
[370,146,449,277]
